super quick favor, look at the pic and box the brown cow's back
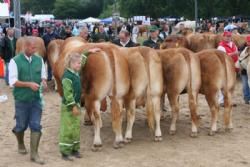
[195,49,236,135]
[16,36,46,57]
[47,39,64,70]
[158,48,201,136]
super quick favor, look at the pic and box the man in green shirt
[143,25,163,49]
[9,37,47,165]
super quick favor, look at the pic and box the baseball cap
[223,31,232,37]
[149,25,161,32]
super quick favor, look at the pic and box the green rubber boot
[13,131,28,154]
[30,132,45,165]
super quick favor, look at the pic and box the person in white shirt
[132,23,139,43]
[9,37,47,165]
[113,30,136,47]
[159,23,170,40]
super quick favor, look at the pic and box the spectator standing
[143,25,163,49]
[113,30,136,47]
[131,23,139,43]
[92,25,109,42]
[0,28,16,85]
[42,24,60,81]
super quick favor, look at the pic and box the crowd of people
[0,17,250,165]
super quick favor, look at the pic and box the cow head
[239,47,250,70]
[161,35,188,49]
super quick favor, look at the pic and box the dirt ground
[0,78,250,167]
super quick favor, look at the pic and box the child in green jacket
[59,52,83,161]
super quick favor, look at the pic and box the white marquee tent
[80,17,101,23]
[32,14,55,21]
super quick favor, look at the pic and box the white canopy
[80,17,100,23]
[0,3,9,19]
[32,14,55,21]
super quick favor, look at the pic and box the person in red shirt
[217,31,239,71]
[217,31,239,106]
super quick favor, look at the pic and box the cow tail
[216,50,229,105]
[108,49,121,131]
[182,50,194,102]
[182,49,198,124]
[141,48,155,131]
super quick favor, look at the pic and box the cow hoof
[83,120,93,126]
[169,130,176,135]
[119,141,125,147]
[208,131,216,136]
[190,132,198,138]
[225,128,233,133]
[154,136,162,142]
[113,141,124,149]
[91,144,102,152]
[124,138,132,144]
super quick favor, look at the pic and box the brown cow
[196,49,236,135]
[185,33,220,52]
[122,46,163,142]
[138,25,149,36]
[161,33,219,51]
[161,35,188,49]
[161,33,247,52]
[54,40,131,150]
[16,36,46,57]
[157,48,201,136]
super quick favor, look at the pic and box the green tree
[53,0,103,19]
[21,0,56,14]
[119,0,250,20]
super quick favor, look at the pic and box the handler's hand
[229,51,239,56]
[72,106,81,116]
[29,82,40,91]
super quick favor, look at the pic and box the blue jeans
[241,74,250,101]
[4,62,9,85]
[13,100,43,133]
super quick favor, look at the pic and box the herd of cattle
[15,32,250,151]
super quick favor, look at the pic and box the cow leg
[111,98,124,149]
[223,90,233,132]
[168,93,179,135]
[124,99,136,143]
[153,96,162,141]
[205,91,219,136]
[91,100,103,152]
[188,90,199,137]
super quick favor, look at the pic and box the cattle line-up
[16,36,237,151]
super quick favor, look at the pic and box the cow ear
[247,47,250,52]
